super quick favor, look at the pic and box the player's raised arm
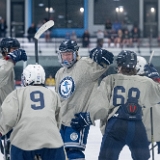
[55,39,114,160]
[0,38,27,105]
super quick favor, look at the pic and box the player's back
[2,85,63,150]
[102,73,160,113]
[16,86,59,121]
[98,73,160,134]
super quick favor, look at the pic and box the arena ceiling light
[115,6,124,13]
[39,3,44,7]
[151,7,155,13]
[80,7,84,13]
[45,7,54,13]
[38,0,44,7]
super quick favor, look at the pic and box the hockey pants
[10,145,66,160]
[60,125,90,160]
[98,117,150,160]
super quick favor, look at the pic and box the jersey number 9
[30,91,45,110]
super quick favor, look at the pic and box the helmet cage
[58,40,79,68]
[58,50,77,68]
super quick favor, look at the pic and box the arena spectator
[70,31,77,41]
[43,18,52,42]
[122,29,131,47]
[107,30,117,47]
[82,30,90,48]
[65,32,70,40]
[96,30,104,48]
[112,20,122,32]
[130,26,141,47]
[105,19,112,32]
[27,23,37,42]
[0,18,7,38]
[115,29,123,48]
[45,74,55,86]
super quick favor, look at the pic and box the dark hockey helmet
[59,39,79,52]
[116,50,137,68]
[0,38,20,55]
[58,40,79,68]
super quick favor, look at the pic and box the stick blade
[34,20,54,40]
[148,50,154,65]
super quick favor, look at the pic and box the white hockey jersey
[94,73,160,134]
[55,57,109,126]
[0,86,64,150]
[0,59,15,107]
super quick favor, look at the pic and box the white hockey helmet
[136,56,147,75]
[21,64,45,86]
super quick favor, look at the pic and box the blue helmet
[59,39,79,52]
[116,50,137,68]
[0,38,20,55]
[58,40,79,68]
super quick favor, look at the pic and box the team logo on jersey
[59,76,75,99]
[70,132,78,141]
[126,103,138,114]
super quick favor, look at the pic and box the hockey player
[136,55,160,154]
[55,39,114,160]
[0,37,27,107]
[0,37,27,159]
[136,55,147,76]
[93,50,160,160]
[0,64,66,160]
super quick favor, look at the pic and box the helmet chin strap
[62,60,70,67]
[62,59,75,68]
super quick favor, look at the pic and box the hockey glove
[89,47,114,67]
[70,112,92,130]
[144,64,160,79]
[7,49,27,63]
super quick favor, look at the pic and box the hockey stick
[148,50,154,65]
[34,20,54,63]
[34,155,42,160]
[3,135,10,160]
[148,50,155,160]
[150,107,155,160]
[149,143,157,151]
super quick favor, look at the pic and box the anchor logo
[59,76,75,99]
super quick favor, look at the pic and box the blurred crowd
[63,20,142,49]
[0,16,160,49]
[82,20,141,49]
